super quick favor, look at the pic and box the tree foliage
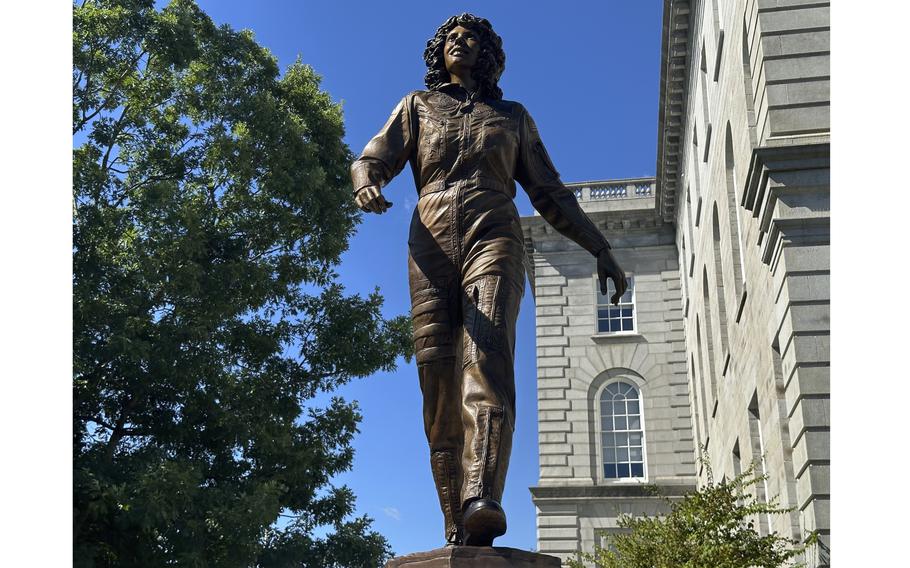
[566,461,817,568]
[73,1,411,565]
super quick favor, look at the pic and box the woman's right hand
[354,185,393,214]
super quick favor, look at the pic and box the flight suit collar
[435,82,482,102]
[433,82,486,115]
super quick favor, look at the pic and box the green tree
[73,1,410,566]
[566,461,817,568]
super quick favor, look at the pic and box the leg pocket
[463,275,512,367]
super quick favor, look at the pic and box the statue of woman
[351,13,627,547]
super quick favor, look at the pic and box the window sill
[596,478,649,486]
[591,333,645,344]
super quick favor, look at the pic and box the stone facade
[523,0,830,565]
[522,180,697,560]
[663,0,830,565]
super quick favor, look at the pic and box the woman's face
[444,25,480,75]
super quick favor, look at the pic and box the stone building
[522,0,830,565]
[522,178,698,558]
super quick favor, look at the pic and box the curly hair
[423,13,506,100]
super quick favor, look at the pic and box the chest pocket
[417,110,446,163]
[481,116,519,151]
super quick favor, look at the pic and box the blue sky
[194,0,662,555]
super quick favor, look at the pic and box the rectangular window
[596,276,635,334]
[596,529,629,554]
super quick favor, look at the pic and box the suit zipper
[450,113,471,270]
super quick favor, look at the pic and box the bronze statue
[351,13,627,547]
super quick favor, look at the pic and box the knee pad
[411,283,455,365]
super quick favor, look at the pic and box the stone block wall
[672,0,830,565]
[523,193,697,561]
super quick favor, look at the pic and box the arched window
[695,316,713,429]
[711,0,721,39]
[685,184,697,277]
[680,239,689,317]
[690,354,704,451]
[710,0,725,83]
[711,204,731,360]
[600,381,645,480]
[741,18,758,146]
[700,267,719,401]
[724,123,746,303]
[691,125,704,227]
[699,44,712,162]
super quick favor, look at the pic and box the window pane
[631,463,644,477]
[628,400,639,414]
[604,464,617,478]
[614,416,627,430]
[630,432,642,445]
[603,447,615,461]
[606,384,619,395]
[609,319,620,332]
[616,433,628,446]
[618,447,629,461]
[621,307,633,318]
[622,319,633,331]
[598,308,610,319]
[629,416,641,429]
[621,279,633,302]
[602,418,613,432]
[609,308,620,318]
[630,447,642,460]
[617,463,631,477]
[613,400,625,413]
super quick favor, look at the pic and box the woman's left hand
[597,246,627,305]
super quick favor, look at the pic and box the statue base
[385,546,560,567]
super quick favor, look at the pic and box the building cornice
[655,0,692,224]
[530,483,696,502]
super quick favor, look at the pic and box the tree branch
[73,67,85,93]
[101,105,130,172]
[109,170,182,208]
[101,395,139,464]
[75,46,96,133]
[74,50,147,134]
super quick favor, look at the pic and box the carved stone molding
[742,143,830,270]
[655,0,692,223]
[530,483,695,501]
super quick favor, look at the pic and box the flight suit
[351,83,610,544]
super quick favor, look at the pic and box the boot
[430,449,464,546]
[462,497,507,546]
[460,403,513,546]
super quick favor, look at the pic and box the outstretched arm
[514,106,627,303]
[350,94,416,214]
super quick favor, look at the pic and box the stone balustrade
[568,178,656,202]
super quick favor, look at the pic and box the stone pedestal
[385,547,560,567]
